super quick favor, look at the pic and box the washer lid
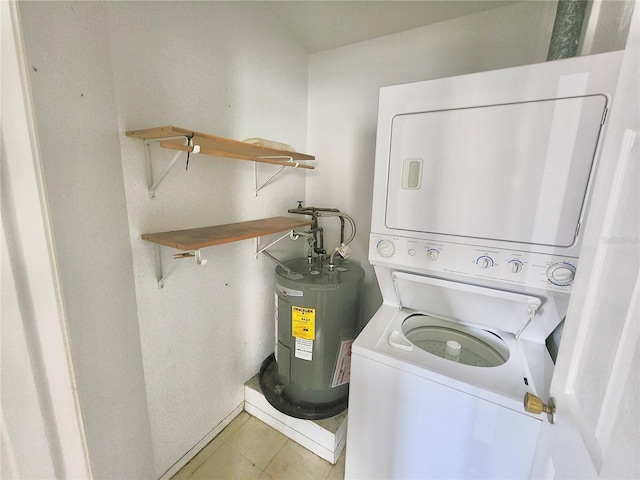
[391,272,542,338]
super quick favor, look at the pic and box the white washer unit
[345,52,622,480]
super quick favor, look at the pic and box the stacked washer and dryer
[345,52,622,479]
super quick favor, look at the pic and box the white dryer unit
[346,52,622,479]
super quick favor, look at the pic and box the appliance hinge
[575,222,581,239]
[515,303,540,340]
[601,107,608,125]
[391,273,404,310]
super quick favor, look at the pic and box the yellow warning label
[292,306,315,340]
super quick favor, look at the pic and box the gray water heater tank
[260,256,364,419]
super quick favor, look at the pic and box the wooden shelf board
[126,126,315,162]
[141,216,312,251]
[160,142,314,170]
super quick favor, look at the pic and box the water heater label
[331,339,353,387]
[295,338,313,361]
[292,306,315,340]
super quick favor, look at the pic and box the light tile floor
[172,412,345,480]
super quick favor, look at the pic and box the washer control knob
[547,262,576,286]
[476,256,494,269]
[427,249,440,261]
[509,260,524,274]
[376,239,395,258]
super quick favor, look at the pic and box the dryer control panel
[370,234,577,293]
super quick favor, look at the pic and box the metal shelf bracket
[255,230,296,257]
[254,156,298,196]
[144,135,195,198]
[255,229,316,274]
[154,244,207,288]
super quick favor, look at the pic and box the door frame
[1,1,91,477]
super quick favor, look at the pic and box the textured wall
[18,2,155,478]
[306,1,558,324]
[107,2,309,476]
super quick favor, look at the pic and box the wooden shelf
[141,216,312,251]
[126,126,315,169]
[130,126,316,285]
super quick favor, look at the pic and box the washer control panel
[370,234,577,292]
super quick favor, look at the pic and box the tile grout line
[187,412,250,479]
[221,415,282,478]
[262,437,292,476]
[182,412,341,480]
[189,436,267,480]
[188,436,227,480]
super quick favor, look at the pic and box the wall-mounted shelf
[126,126,315,197]
[142,216,311,287]
[142,216,312,250]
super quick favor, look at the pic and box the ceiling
[266,1,520,53]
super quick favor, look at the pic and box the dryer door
[385,95,608,247]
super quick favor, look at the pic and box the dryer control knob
[376,240,395,258]
[547,262,576,286]
[509,260,523,274]
[427,249,440,261]
[476,256,493,269]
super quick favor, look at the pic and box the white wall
[17,2,155,479]
[0,5,91,468]
[19,1,309,477]
[2,6,58,477]
[106,2,309,477]
[581,0,635,55]
[306,1,558,322]
[1,229,56,479]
